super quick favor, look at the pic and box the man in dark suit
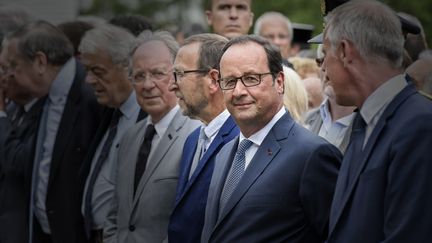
[167,33,239,243]
[2,20,103,243]
[201,35,341,242]
[0,39,44,243]
[319,1,432,242]
[78,24,144,243]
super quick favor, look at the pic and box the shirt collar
[119,91,139,120]
[360,74,407,125]
[49,58,75,102]
[24,98,39,112]
[147,105,180,137]
[203,109,230,139]
[239,107,286,146]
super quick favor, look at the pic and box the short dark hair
[219,35,283,78]
[109,14,153,36]
[182,33,228,71]
[7,20,73,66]
[57,20,94,56]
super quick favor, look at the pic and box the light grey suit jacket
[104,108,200,243]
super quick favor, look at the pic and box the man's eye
[244,75,258,83]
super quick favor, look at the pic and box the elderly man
[201,35,341,243]
[205,0,254,39]
[103,31,200,243]
[167,33,239,243]
[254,11,293,59]
[1,20,103,243]
[320,1,432,242]
[78,24,144,243]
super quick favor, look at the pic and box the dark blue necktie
[219,139,253,216]
[134,124,156,195]
[344,110,366,193]
[84,109,122,236]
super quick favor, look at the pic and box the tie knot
[144,124,156,141]
[352,111,366,131]
[237,139,253,154]
[199,126,207,141]
[110,109,122,127]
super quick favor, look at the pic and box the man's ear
[208,69,220,92]
[276,71,285,94]
[339,39,355,66]
[33,51,47,75]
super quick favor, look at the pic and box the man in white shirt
[103,30,200,243]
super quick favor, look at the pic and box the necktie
[343,110,366,193]
[11,105,25,128]
[189,127,207,179]
[134,124,156,195]
[84,109,122,236]
[219,139,253,215]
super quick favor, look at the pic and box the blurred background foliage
[81,0,431,47]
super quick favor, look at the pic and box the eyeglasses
[315,57,324,67]
[173,69,208,83]
[218,72,272,90]
[130,69,171,84]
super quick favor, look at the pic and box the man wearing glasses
[103,31,200,243]
[201,35,342,243]
[167,33,239,243]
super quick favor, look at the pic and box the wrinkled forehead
[211,0,252,9]
[132,41,173,69]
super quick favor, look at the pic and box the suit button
[129,225,135,232]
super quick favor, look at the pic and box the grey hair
[253,12,293,42]
[325,0,404,69]
[181,33,228,71]
[132,30,179,63]
[79,24,135,67]
[0,5,34,49]
[5,20,73,66]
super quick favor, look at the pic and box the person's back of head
[58,20,94,57]
[282,65,308,123]
[398,12,428,62]
[109,14,153,36]
[325,0,404,69]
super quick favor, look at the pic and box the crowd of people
[0,0,431,243]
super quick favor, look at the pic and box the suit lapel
[132,110,186,207]
[175,129,200,202]
[329,84,417,235]
[185,117,237,193]
[48,60,84,189]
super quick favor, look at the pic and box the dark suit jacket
[168,116,239,243]
[327,83,432,242]
[201,112,341,243]
[0,99,45,243]
[32,60,103,243]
